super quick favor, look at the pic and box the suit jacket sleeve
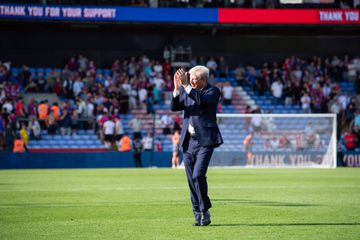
[187,86,221,106]
[171,88,186,112]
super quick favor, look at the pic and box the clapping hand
[174,68,189,91]
[178,68,189,86]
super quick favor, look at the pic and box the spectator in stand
[301,92,312,113]
[119,133,132,152]
[66,57,78,72]
[271,78,283,104]
[311,84,326,113]
[115,116,124,148]
[46,110,57,136]
[24,75,38,93]
[330,97,342,115]
[63,75,74,99]
[38,100,49,128]
[2,97,13,114]
[218,56,228,78]
[18,65,31,87]
[37,72,47,92]
[343,127,357,151]
[19,122,29,145]
[47,69,59,91]
[245,65,257,87]
[51,102,60,121]
[162,59,171,77]
[222,82,234,105]
[15,97,25,118]
[353,110,360,129]
[260,62,271,89]
[234,65,246,86]
[160,114,173,135]
[132,137,143,167]
[138,86,148,109]
[142,132,153,151]
[28,116,41,140]
[78,54,89,73]
[345,97,357,123]
[73,76,84,97]
[13,135,27,153]
[59,106,72,136]
[27,98,37,117]
[206,57,218,76]
[103,115,115,149]
[71,109,79,136]
[153,60,163,75]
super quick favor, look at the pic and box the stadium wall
[0,152,358,169]
[0,152,172,169]
[1,28,360,67]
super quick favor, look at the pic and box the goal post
[211,113,337,168]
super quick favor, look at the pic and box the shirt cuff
[183,85,192,94]
[173,90,180,97]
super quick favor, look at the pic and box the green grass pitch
[0,168,359,240]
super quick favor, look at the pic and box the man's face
[190,71,206,90]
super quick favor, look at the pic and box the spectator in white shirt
[222,82,234,105]
[301,92,312,113]
[138,87,148,109]
[103,115,115,149]
[142,132,153,151]
[206,57,218,75]
[153,60,163,75]
[153,73,165,90]
[338,92,351,110]
[271,79,283,104]
[128,117,143,139]
[73,77,84,97]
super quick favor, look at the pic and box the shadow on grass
[212,199,319,207]
[211,222,360,227]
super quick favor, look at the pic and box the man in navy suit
[171,66,223,226]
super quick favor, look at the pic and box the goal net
[210,113,337,168]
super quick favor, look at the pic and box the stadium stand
[1,53,359,154]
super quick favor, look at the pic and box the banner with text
[219,9,360,24]
[210,151,334,168]
[0,4,217,23]
[0,4,359,25]
[342,152,360,167]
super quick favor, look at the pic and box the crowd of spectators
[1,53,360,152]
[237,55,360,118]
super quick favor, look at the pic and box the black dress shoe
[192,219,200,226]
[200,211,211,226]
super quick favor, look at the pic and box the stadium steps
[27,130,106,152]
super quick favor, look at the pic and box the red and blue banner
[0,4,359,25]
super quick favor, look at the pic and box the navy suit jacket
[171,83,223,148]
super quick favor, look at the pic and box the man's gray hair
[189,65,209,82]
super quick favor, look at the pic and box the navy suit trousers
[183,133,214,219]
